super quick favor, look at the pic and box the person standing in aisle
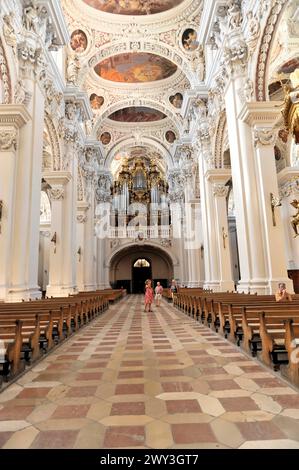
[155,282,163,307]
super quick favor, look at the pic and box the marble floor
[0,295,299,449]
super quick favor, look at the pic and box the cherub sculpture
[291,199,299,238]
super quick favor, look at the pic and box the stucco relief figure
[197,45,205,81]
[23,3,39,34]
[66,53,80,86]
[227,0,242,30]
[3,13,17,52]
[291,200,299,238]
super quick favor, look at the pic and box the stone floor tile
[1,295,299,450]
[30,430,79,449]
[103,426,145,448]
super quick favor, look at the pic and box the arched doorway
[132,258,152,294]
[109,244,174,294]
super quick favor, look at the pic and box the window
[134,259,150,268]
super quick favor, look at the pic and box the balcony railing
[108,225,172,240]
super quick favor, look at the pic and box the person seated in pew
[275,282,293,302]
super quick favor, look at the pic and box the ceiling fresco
[94,53,177,83]
[82,0,184,15]
[108,107,167,122]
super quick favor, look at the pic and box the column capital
[253,128,278,148]
[212,184,230,198]
[278,167,299,199]
[278,167,299,187]
[0,104,31,129]
[205,169,232,185]
[238,101,283,127]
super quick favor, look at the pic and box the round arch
[105,136,174,169]
[0,35,14,104]
[44,113,63,171]
[108,243,176,293]
[108,241,178,269]
[255,0,289,101]
[92,100,182,134]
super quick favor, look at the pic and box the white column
[0,105,30,300]
[183,176,202,287]
[44,172,77,297]
[97,237,106,290]
[278,168,299,271]
[224,48,268,293]
[7,44,46,301]
[196,138,221,290]
[84,199,97,292]
[240,102,293,294]
[76,202,89,292]
[206,170,235,292]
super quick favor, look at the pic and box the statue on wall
[66,53,80,86]
[291,200,299,238]
[3,13,17,53]
[23,3,39,34]
[227,0,242,31]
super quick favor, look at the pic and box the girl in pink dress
[144,279,154,312]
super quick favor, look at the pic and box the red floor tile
[166,400,202,414]
[104,426,145,448]
[172,423,216,444]
[30,430,79,449]
[111,402,145,415]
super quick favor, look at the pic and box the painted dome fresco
[108,107,167,122]
[82,0,184,15]
[94,53,177,83]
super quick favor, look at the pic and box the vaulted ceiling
[62,0,203,171]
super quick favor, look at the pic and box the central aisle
[1,295,299,449]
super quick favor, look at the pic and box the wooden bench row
[173,291,299,387]
[0,293,110,387]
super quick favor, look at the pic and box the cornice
[43,171,72,186]
[0,105,31,128]
[238,101,283,127]
[277,167,299,186]
[205,168,232,184]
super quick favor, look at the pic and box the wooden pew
[0,320,23,379]
[0,292,109,387]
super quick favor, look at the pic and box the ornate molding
[256,0,288,101]
[254,128,277,147]
[77,214,87,223]
[0,38,12,104]
[49,188,65,200]
[279,180,299,199]
[96,171,112,202]
[223,41,248,78]
[0,130,17,151]
[17,41,45,80]
[213,184,229,198]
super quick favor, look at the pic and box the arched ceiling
[82,0,185,16]
[94,53,178,84]
[62,0,203,171]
